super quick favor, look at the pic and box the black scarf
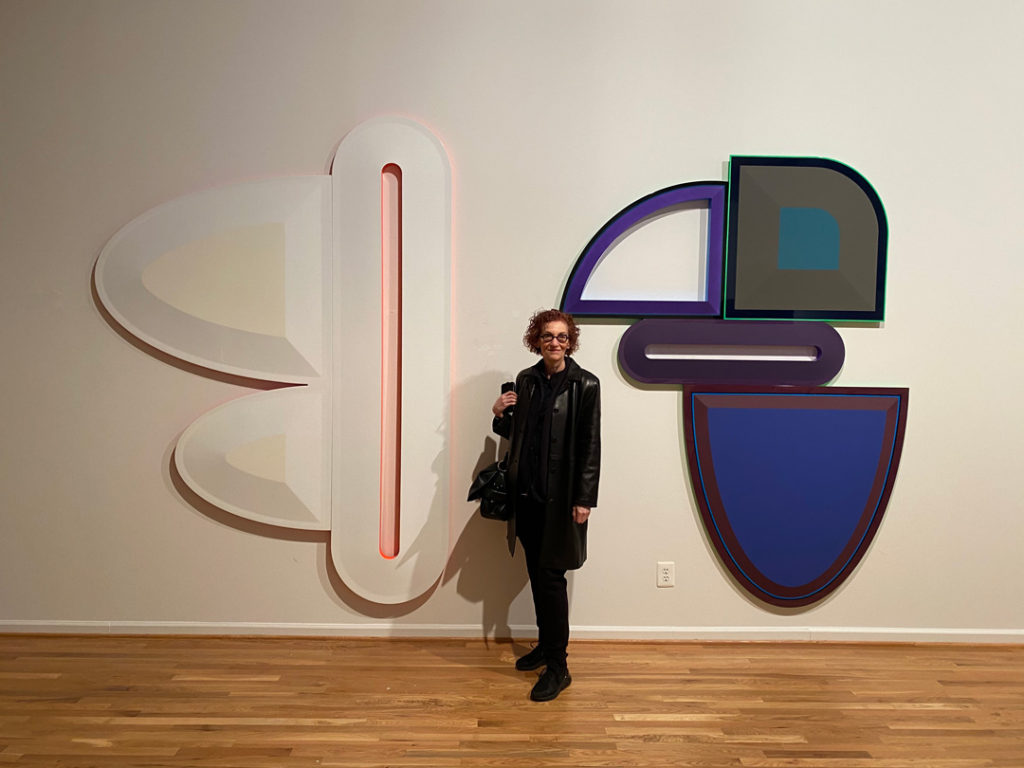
[520,362,569,504]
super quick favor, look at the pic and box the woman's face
[539,320,570,370]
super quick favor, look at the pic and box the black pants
[516,498,569,667]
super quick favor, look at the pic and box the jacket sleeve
[573,378,601,508]
[492,412,511,438]
[492,374,521,439]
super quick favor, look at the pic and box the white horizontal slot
[645,344,819,362]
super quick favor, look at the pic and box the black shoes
[515,646,546,671]
[530,665,572,702]
[516,646,572,701]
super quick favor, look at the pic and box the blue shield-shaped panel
[684,385,908,607]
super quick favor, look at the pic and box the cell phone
[501,381,515,416]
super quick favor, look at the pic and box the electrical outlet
[657,561,675,588]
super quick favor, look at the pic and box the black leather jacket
[493,356,601,569]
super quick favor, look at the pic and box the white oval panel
[330,117,451,604]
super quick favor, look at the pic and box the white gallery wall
[1,0,1022,640]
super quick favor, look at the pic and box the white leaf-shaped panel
[175,385,330,531]
[96,176,331,383]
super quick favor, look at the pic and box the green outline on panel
[723,154,888,324]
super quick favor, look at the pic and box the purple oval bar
[619,318,845,386]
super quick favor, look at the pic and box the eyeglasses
[539,333,569,344]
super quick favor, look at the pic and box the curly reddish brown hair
[523,309,580,355]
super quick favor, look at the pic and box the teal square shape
[778,207,839,271]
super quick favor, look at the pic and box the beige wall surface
[1,0,1021,640]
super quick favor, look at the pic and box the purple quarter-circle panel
[560,182,727,317]
[618,318,845,386]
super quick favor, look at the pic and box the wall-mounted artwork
[685,385,908,607]
[561,183,726,317]
[95,117,452,605]
[561,156,907,608]
[726,157,888,322]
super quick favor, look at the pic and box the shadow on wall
[443,371,533,644]
[443,370,580,646]
[444,434,529,645]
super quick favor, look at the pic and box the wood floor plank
[1,636,1022,767]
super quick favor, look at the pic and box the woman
[491,308,601,702]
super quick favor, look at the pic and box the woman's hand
[572,506,591,524]
[492,391,517,417]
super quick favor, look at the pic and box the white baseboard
[572,626,1024,643]
[2,620,1022,643]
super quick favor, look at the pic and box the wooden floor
[1,635,1022,767]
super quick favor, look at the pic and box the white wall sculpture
[94,117,452,604]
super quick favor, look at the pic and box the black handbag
[467,455,512,521]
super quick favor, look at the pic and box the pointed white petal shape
[175,386,330,531]
[96,176,331,383]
